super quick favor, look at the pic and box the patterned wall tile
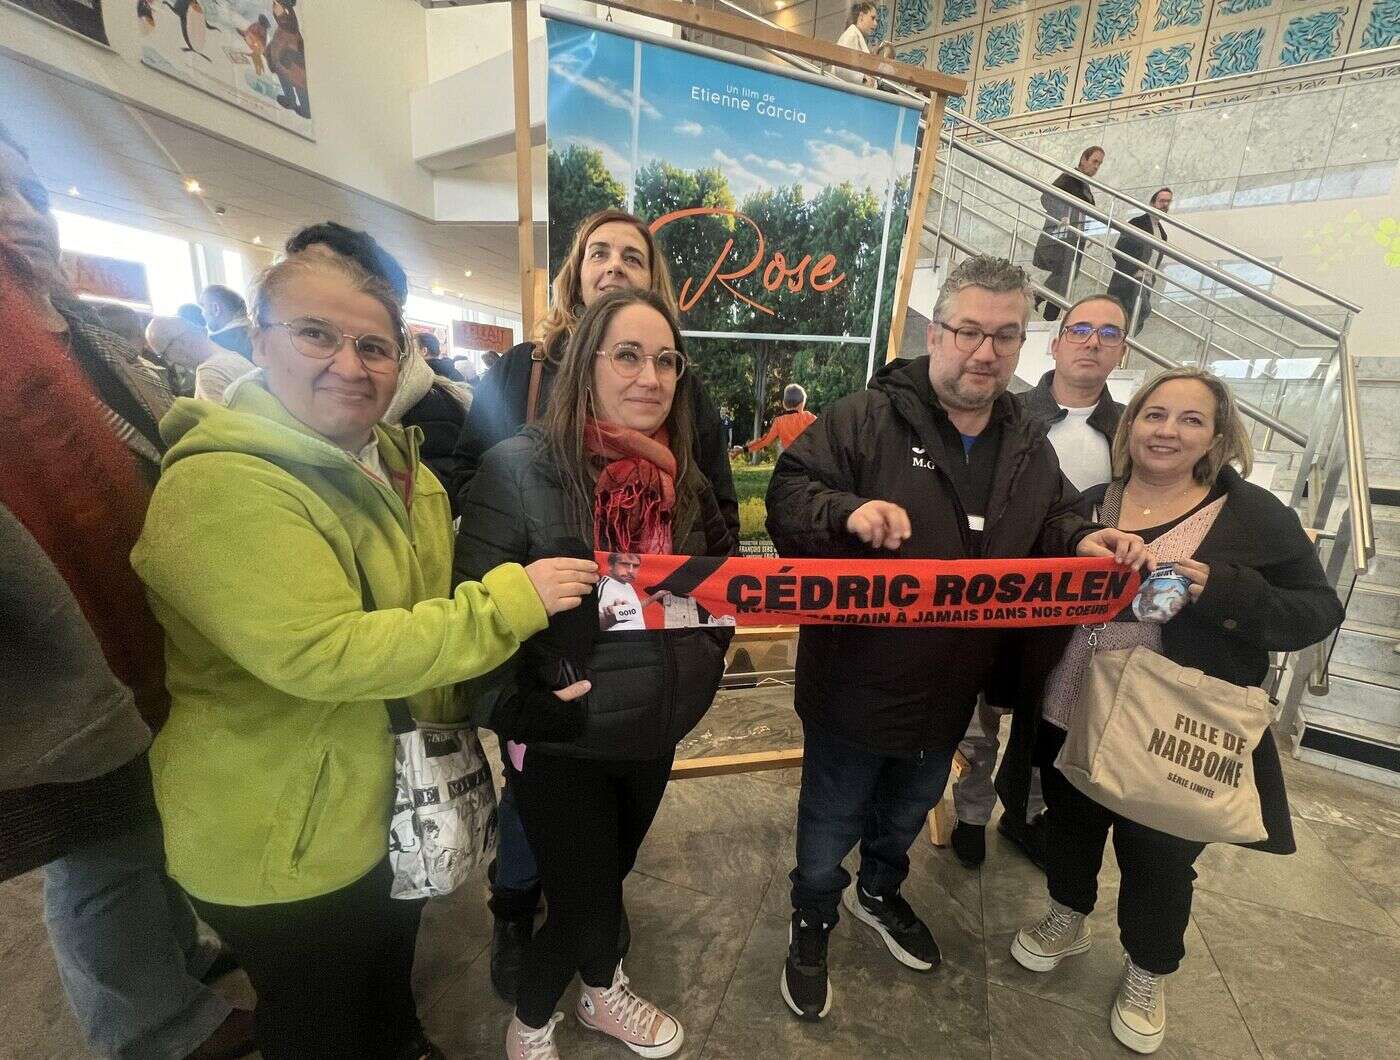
[1139,31,1205,87]
[942,90,969,128]
[1276,3,1356,64]
[974,71,1024,118]
[1203,13,1279,75]
[1213,0,1278,25]
[989,0,1032,12]
[979,12,1033,69]
[1025,59,1081,108]
[1355,0,1400,49]
[1077,45,1141,99]
[934,26,983,72]
[894,0,937,41]
[1031,1,1091,59]
[1145,0,1209,39]
[940,0,987,28]
[896,38,936,65]
[1087,0,1146,50]
[872,3,894,44]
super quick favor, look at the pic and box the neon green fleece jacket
[132,378,546,906]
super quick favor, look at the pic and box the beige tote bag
[1055,645,1271,844]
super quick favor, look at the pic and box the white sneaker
[1011,899,1091,972]
[577,964,683,1058]
[1111,957,1166,1054]
[506,1012,562,1060]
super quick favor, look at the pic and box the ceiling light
[432,284,445,296]
[464,269,473,278]
[184,178,203,195]
[252,236,263,245]
[67,186,80,197]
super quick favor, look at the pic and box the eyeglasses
[595,342,687,380]
[1061,322,1126,348]
[936,322,1025,358]
[263,317,403,374]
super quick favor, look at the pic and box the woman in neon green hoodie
[132,251,597,1060]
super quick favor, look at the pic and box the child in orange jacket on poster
[747,384,817,456]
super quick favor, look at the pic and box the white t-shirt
[834,24,871,83]
[1047,404,1112,492]
[598,576,646,631]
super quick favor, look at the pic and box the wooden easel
[502,0,967,786]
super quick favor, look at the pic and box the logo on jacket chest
[911,445,937,471]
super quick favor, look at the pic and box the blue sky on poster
[547,21,918,203]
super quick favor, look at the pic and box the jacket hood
[867,354,1034,447]
[384,347,437,426]
[160,372,414,476]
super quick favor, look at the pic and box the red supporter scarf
[584,419,676,554]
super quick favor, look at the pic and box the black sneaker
[490,914,533,1005]
[998,812,1048,871]
[781,911,833,1021]
[950,820,986,869]
[843,884,941,971]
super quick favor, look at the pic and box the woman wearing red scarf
[457,289,734,1060]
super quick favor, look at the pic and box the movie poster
[136,0,314,139]
[4,0,108,45]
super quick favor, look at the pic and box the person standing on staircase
[1034,146,1104,321]
[949,294,1128,871]
[1108,188,1173,337]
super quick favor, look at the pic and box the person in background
[416,331,468,383]
[1034,145,1103,321]
[0,124,254,1060]
[1108,188,1173,336]
[132,248,596,1060]
[949,294,1127,871]
[90,301,151,349]
[765,255,1148,1023]
[177,302,207,329]
[449,206,738,1005]
[747,383,818,459]
[1013,367,1343,1055]
[456,289,734,1060]
[199,283,255,358]
[147,312,224,397]
[483,349,502,373]
[835,2,878,85]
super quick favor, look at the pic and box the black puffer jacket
[766,356,1095,755]
[449,341,740,541]
[455,429,735,760]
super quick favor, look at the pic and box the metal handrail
[941,109,1363,316]
[942,160,1327,366]
[943,131,1350,339]
[966,43,1400,136]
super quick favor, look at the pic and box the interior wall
[1,0,435,215]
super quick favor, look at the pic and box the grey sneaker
[1111,957,1166,1054]
[1010,899,1091,972]
[506,1012,561,1060]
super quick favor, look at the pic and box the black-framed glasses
[1061,322,1126,347]
[263,317,403,374]
[937,322,1025,358]
[595,341,687,380]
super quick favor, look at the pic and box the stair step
[1297,737,1400,789]
[1301,705,1400,749]
[1301,669,1400,729]
[1346,585,1400,628]
[1358,550,1400,592]
[1330,622,1400,676]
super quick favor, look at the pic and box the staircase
[689,7,1389,784]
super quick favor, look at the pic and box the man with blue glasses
[951,294,1128,871]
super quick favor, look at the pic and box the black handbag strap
[352,556,416,736]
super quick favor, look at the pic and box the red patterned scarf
[584,419,676,554]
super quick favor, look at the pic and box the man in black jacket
[1108,188,1172,335]
[1033,145,1103,321]
[952,294,1128,871]
[766,256,1147,1021]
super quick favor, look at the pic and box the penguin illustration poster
[137,0,314,139]
[7,1,111,46]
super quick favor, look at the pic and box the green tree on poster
[548,146,626,277]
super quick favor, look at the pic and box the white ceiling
[0,52,528,313]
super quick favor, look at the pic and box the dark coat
[1108,212,1164,319]
[1020,369,1124,447]
[1034,172,1096,272]
[400,383,467,517]
[455,429,735,761]
[765,356,1095,755]
[449,341,739,542]
[1030,467,1346,853]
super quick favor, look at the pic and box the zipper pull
[1087,622,1106,648]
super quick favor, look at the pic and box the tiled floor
[3,687,1398,1059]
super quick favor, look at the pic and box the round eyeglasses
[263,317,404,374]
[936,322,1026,358]
[595,342,687,380]
[1061,322,1126,348]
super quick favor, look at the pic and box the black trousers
[190,857,425,1059]
[509,749,673,1028]
[1042,764,1205,975]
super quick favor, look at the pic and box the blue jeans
[791,722,956,922]
[44,799,231,1059]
